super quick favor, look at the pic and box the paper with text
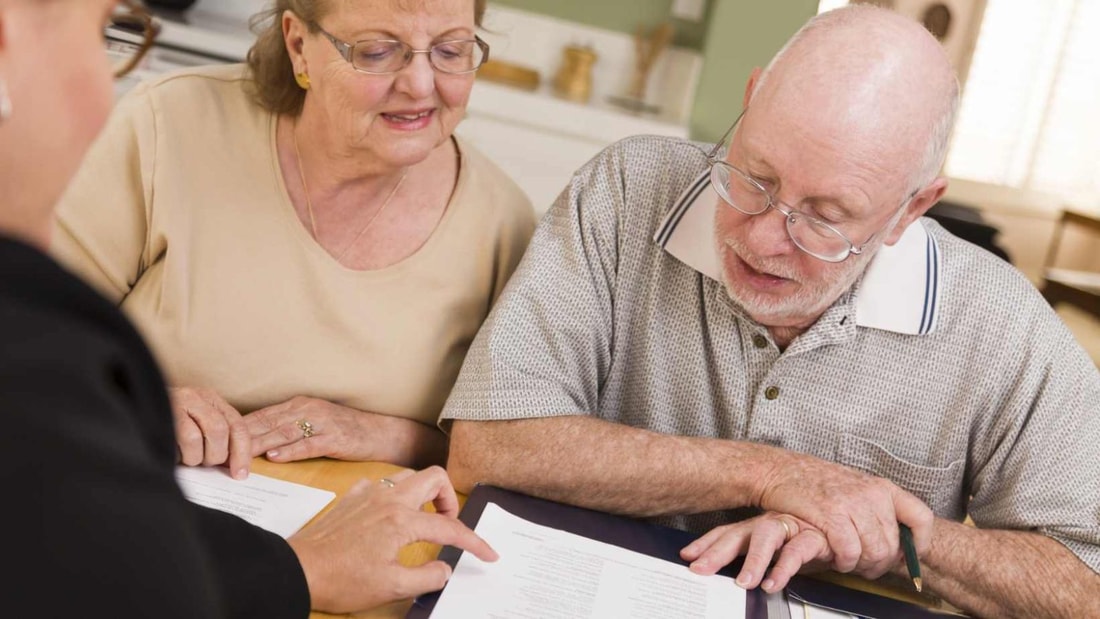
[430,502,745,618]
[175,466,335,538]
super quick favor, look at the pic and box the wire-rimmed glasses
[105,0,160,79]
[315,26,490,75]
[706,110,915,263]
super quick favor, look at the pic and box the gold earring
[295,72,311,90]
[0,78,12,124]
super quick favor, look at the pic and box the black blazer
[0,236,309,618]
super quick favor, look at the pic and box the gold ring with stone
[296,419,314,439]
[379,478,396,488]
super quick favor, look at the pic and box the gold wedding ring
[296,419,314,439]
[379,478,396,488]
[778,518,793,542]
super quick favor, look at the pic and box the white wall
[886,0,988,85]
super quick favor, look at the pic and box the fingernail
[234,468,248,480]
[736,572,753,587]
[762,578,775,591]
[266,450,279,458]
[690,558,708,569]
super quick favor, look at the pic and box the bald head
[750,5,959,192]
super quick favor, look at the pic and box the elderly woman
[2,0,495,616]
[52,0,535,478]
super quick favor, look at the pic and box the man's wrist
[724,440,789,508]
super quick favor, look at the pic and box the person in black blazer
[0,1,495,616]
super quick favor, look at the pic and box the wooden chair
[1040,210,1100,319]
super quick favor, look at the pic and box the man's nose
[744,205,797,258]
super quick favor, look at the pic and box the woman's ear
[282,10,308,71]
[0,9,13,124]
[0,3,10,56]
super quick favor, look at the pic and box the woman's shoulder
[140,61,250,87]
[453,135,535,224]
[121,63,261,122]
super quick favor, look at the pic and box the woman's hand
[170,387,252,479]
[245,396,447,467]
[288,466,498,614]
[680,512,833,593]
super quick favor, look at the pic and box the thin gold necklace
[292,118,408,261]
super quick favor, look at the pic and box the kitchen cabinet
[458,80,689,212]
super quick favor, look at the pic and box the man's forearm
[447,415,786,517]
[924,518,1100,618]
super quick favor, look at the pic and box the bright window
[946,0,1100,208]
[818,0,1100,211]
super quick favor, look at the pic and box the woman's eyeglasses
[315,25,490,75]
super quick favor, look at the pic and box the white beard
[717,235,879,327]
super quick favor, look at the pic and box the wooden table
[254,457,963,618]
[250,457,457,619]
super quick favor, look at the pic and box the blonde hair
[246,0,488,115]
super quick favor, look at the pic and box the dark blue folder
[406,484,962,619]
[785,574,967,618]
[406,484,771,618]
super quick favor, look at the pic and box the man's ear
[884,177,949,246]
[743,67,762,109]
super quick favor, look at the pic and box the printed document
[430,502,745,618]
[175,466,335,538]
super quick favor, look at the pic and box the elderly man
[442,5,1100,618]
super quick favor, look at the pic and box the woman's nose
[392,53,435,99]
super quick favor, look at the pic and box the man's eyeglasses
[314,25,490,75]
[706,110,916,263]
[105,0,160,79]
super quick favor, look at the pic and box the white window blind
[1020,0,1100,205]
[817,0,1100,210]
[945,0,1100,208]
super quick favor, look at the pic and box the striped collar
[654,172,942,335]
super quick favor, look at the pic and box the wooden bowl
[477,60,541,91]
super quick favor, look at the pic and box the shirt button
[764,386,780,400]
[752,334,768,349]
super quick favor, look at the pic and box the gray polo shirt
[442,135,1100,572]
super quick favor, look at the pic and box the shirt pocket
[835,433,966,520]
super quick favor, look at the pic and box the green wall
[491,0,820,141]
[690,1,818,142]
[490,0,712,50]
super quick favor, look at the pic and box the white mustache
[723,240,800,282]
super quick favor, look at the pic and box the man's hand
[170,386,251,479]
[682,512,833,592]
[288,466,498,614]
[754,453,934,578]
